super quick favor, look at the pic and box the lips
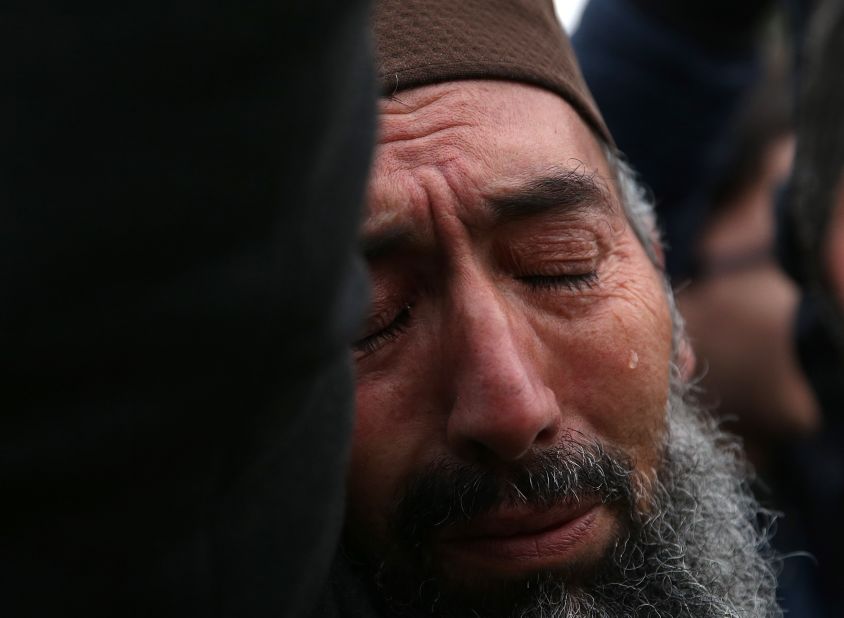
[437,498,605,571]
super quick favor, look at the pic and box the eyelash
[353,272,597,357]
[518,271,599,291]
[352,303,413,357]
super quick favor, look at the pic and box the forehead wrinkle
[376,112,484,185]
[378,86,491,148]
[362,169,437,258]
[379,112,477,148]
[369,82,622,255]
[365,161,483,270]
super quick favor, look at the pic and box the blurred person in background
[781,0,844,614]
[790,0,844,385]
[678,64,819,465]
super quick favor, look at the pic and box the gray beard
[512,377,782,618]
[361,371,782,618]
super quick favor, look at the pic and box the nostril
[534,410,562,447]
[535,425,557,446]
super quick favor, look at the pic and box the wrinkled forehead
[366,80,618,238]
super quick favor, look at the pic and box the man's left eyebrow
[486,170,615,223]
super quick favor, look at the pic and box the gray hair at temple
[607,150,661,267]
[602,149,695,368]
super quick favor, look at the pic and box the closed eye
[518,272,598,292]
[352,303,413,357]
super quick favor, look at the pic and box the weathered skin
[346,80,673,584]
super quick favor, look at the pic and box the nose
[444,276,561,463]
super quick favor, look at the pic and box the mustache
[393,434,637,544]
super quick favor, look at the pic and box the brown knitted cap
[373,0,613,146]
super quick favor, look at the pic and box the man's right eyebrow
[487,169,614,223]
[359,222,423,260]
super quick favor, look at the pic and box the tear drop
[628,350,639,369]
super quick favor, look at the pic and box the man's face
[347,81,673,605]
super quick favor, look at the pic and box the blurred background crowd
[559,0,844,615]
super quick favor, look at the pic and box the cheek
[542,276,672,473]
[347,364,441,552]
